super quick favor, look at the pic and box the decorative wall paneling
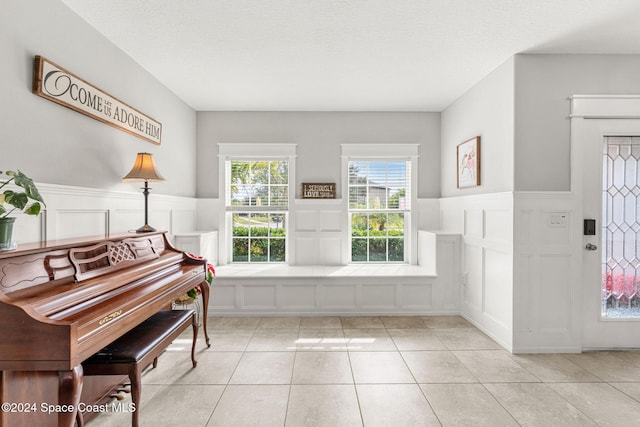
[10,183,197,244]
[440,191,580,353]
[292,198,347,265]
[11,185,462,318]
[513,192,579,353]
[211,233,461,315]
[207,196,457,316]
[439,192,514,350]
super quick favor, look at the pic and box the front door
[573,101,640,349]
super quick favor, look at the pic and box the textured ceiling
[61,0,640,111]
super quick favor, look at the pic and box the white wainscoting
[15,185,580,351]
[292,198,347,265]
[10,186,463,319]
[206,196,458,316]
[513,192,581,353]
[10,183,198,244]
[210,233,461,316]
[440,192,514,351]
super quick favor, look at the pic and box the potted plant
[0,170,46,250]
[175,253,215,305]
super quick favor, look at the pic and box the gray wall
[196,112,441,199]
[1,0,197,197]
[514,54,640,192]
[441,57,515,197]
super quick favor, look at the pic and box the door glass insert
[602,136,640,318]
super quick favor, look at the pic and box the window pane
[389,238,404,261]
[250,238,268,262]
[233,213,250,236]
[270,239,286,262]
[369,213,387,237]
[348,160,408,211]
[369,238,387,262]
[231,184,250,206]
[352,238,367,262]
[227,160,289,208]
[233,238,249,262]
[349,186,367,209]
[602,137,640,318]
[271,161,288,184]
[368,189,385,209]
[251,161,269,181]
[388,189,406,209]
[232,213,287,263]
[251,185,266,206]
[231,161,250,181]
[251,213,269,236]
[349,162,366,184]
[352,213,368,237]
[270,214,286,237]
[270,186,288,206]
[388,213,404,236]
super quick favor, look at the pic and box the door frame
[571,95,640,349]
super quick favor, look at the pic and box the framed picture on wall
[457,136,481,188]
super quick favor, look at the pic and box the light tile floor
[87,316,640,426]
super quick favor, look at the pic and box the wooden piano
[0,231,210,427]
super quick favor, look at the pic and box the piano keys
[0,231,210,427]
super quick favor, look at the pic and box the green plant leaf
[24,203,42,215]
[2,170,46,216]
[10,171,45,204]
[4,191,28,210]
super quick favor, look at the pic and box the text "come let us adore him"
[33,56,162,145]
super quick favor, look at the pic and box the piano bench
[81,309,198,427]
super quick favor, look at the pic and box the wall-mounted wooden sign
[32,56,162,145]
[302,183,336,199]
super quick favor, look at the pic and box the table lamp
[122,152,165,233]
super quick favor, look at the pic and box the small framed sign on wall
[302,183,336,199]
[457,136,481,188]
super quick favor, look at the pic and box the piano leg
[191,312,199,367]
[199,280,211,347]
[58,364,83,427]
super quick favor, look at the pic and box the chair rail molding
[11,182,198,244]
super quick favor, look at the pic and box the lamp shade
[122,152,165,182]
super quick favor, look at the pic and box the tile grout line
[345,325,366,427]
[281,325,302,427]
[537,382,601,427]
[203,318,259,426]
[393,330,446,427]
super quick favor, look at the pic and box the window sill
[215,263,436,278]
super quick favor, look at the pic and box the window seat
[208,233,461,316]
[214,263,436,278]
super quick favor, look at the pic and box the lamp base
[135,224,157,233]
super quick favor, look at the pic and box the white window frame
[218,144,297,265]
[341,144,419,265]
